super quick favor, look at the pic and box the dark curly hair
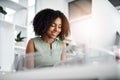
[33,8,70,40]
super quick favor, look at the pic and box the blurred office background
[0,0,120,72]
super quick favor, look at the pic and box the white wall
[0,21,14,71]
[35,0,69,18]
[71,0,120,50]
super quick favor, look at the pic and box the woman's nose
[54,26,59,31]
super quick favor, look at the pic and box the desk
[0,62,120,80]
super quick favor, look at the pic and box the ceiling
[68,0,120,20]
[109,0,120,7]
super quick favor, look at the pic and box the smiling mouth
[51,33,58,37]
[52,32,60,36]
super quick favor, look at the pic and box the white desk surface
[0,62,120,80]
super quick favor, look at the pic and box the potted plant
[15,31,26,46]
[15,31,26,42]
[0,6,7,20]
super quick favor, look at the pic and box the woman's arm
[26,39,35,53]
[25,39,35,69]
[61,42,67,61]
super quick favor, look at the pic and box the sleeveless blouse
[32,37,63,68]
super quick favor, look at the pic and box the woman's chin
[51,36,57,39]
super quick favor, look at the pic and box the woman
[26,8,70,69]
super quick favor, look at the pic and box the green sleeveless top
[32,37,63,68]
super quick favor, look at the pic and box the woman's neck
[41,36,54,44]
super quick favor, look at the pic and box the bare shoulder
[26,39,35,54]
[61,41,66,48]
[28,39,34,44]
[27,39,34,47]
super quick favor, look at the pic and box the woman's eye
[51,23,55,27]
[51,23,61,29]
[58,25,62,28]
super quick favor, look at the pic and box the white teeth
[52,32,57,35]
[52,33,57,36]
[51,32,59,36]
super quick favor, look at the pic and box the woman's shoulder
[55,38,63,43]
[27,37,41,45]
[55,38,66,47]
[31,37,42,42]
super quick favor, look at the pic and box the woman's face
[46,17,62,39]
